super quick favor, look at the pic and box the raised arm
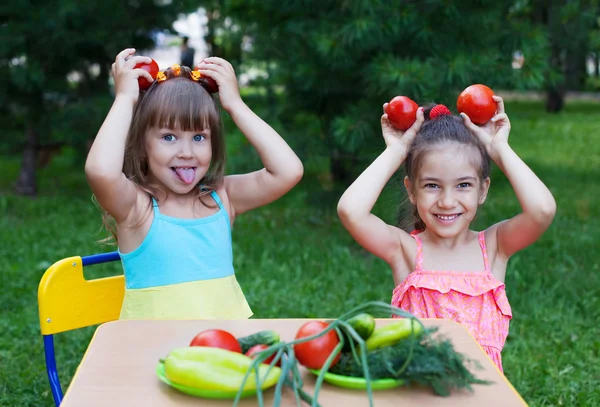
[196,58,303,217]
[85,49,155,224]
[85,49,154,223]
[462,96,556,259]
[337,106,424,264]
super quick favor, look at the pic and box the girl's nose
[177,140,193,158]
[438,190,456,208]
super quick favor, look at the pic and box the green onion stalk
[232,301,425,407]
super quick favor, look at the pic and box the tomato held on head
[245,344,280,366]
[199,74,219,93]
[293,321,340,370]
[456,84,496,125]
[189,329,242,353]
[385,96,419,131]
[134,59,159,91]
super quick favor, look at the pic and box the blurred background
[1,1,599,406]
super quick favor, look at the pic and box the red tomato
[293,321,340,370]
[189,329,242,353]
[134,59,159,91]
[456,84,496,125]
[199,74,219,94]
[245,344,279,366]
[385,96,419,131]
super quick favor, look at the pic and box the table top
[60,318,528,407]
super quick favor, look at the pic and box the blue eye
[162,134,175,141]
[425,184,439,189]
[458,183,472,188]
[193,134,205,142]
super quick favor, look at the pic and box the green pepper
[163,346,281,392]
[365,319,423,351]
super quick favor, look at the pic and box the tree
[510,0,599,112]
[218,0,548,182]
[0,0,198,196]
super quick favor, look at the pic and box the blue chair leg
[43,335,63,406]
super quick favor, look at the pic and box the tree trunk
[15,120,38,197]
[546,87,565,112]
[545,0,564,113]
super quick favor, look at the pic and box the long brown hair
[399,104,490,232]
[99,65,226,243]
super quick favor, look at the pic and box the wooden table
[60,319,528,406]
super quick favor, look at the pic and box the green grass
[1,101,599,406]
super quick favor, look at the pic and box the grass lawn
[0,101,598,406]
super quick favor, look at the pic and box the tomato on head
[199,75,219,93]
[189,329,242,353]
[135,59,159,91]
[457,84,496,125]
[385,96,419,131]
[245,344,279,366]
[293,321,340,370]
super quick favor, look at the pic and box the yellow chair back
[38,256,124,335]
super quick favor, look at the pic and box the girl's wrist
[114,94,137,106]
[222,97,246,115]
[385,144,409,163]
[490,143,514,166]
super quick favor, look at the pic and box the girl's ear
[479,177,491,204]
[404,176,416,204]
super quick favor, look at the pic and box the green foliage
[221,1,550,178]
[0,0,199,151]
[0,101,599,406]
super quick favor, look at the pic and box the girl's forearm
[85,96,135,179]
[338,147,406,219]
[227,101,303,178]
[494,144,556,221]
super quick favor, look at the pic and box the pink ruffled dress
[391,232,512,372]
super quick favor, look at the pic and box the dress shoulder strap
[478,231,491,273]
[410,234,424,271]
[151,197,160,214]
[210,190,224,210]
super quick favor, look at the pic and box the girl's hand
[111,48,154,104]
[381,105,424,153]
[461,95,511,161]
[196,57,242,112]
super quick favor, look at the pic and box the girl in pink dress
[337,99,556,373]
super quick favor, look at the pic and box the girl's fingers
[201,56,227,66]
[460,112,479,132]
[382,102,388,112]
[491,113,509,124]
[196,63,225,75]
[197,69,219,80]
[124,56,152,69]
[414,107,425,126]
[115,48,135,68]
[133,68,154,83]
[492,95,505,114]
[402,108,424,138]
[201,57,235,74]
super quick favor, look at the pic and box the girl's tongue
[174,167,196,184]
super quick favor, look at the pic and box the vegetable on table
[163,346,281,392]
[246,344,280,366]
[365,318,423,351]
[190,329,242,353]
[160,301,490,407]
[293,320,341,370]
[238,330,281,354]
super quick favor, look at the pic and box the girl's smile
[406,144,489,237]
